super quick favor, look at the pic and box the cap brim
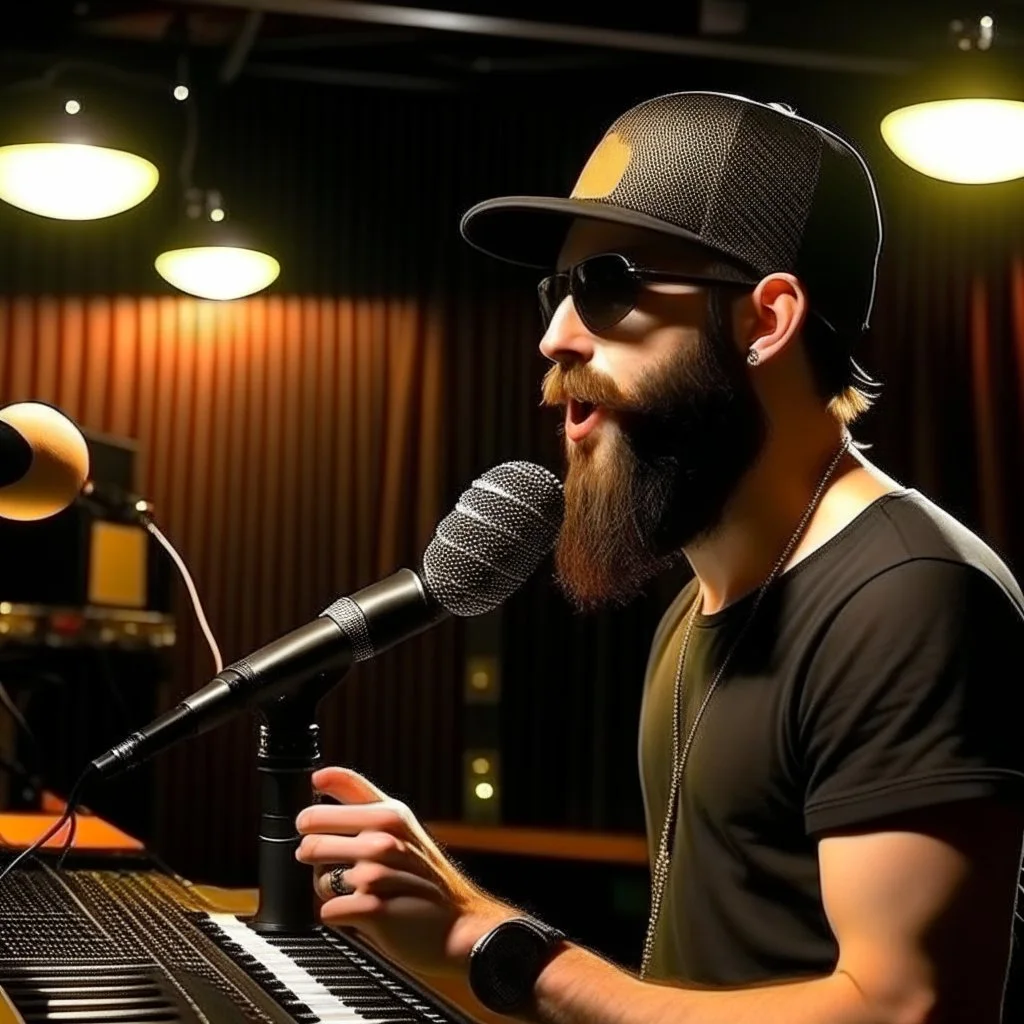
[460,195,756,278]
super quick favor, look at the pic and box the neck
[683,409,853,616]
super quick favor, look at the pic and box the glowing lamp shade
[881,98,1024,183]
[155,245,281,300]
[0,89,160,218]
[0,142,159,219]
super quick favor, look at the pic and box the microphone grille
[421,461,564,616]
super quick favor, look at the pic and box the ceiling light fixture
[880,15,1024,184]
[154,46,280,302]
[155,187,280,301]
[0,87,159,219]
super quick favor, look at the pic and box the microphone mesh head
[422,461,564,616]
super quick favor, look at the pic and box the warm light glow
[474,782,495,800]
[881,98,1024,183]
[173,84,190,101]
[155,245,281,300]
[0,143,159,218]
[64,99,81,115]
[209,207,225,222]
[471,757,491,775]
[471,670,490,690]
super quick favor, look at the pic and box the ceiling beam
[166,0,914,76]
[244,61,455,91]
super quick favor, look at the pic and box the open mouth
[566,398,605,442]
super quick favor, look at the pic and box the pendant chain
[639,433,851,978]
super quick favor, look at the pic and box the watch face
[471,921,550,1014]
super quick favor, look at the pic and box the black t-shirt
[638,488,1024,988]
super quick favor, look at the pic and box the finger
[317,863,444,907]
[296,804,411,838]
[313,766,390,804]
[317,890,384,929]
[316,864,357,901]
[298,833,401,865]
[297,832,434,882]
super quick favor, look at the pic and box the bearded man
[294,92,1024,1024]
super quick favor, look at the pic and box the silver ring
[328,865,354,897]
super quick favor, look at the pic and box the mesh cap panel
[460,91,883,340]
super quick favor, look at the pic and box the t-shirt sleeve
[799,558,1024,835]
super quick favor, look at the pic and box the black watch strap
[468,917,566,1015]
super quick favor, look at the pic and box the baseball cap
[460,91,884,343]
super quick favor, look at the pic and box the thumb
[312,765,390,805]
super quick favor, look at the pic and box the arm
[296,769,1022,1024]
[528,799,1023,1024]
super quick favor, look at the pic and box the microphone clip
[79,480,155,527]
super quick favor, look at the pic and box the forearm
[521,945,886,1024]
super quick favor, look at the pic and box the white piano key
[208,913,405,1024]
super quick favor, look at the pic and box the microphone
[0,402,90,521]
[92,460,564,779]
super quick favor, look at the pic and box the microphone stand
[249,669,347,934]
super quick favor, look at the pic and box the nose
[538,296,596,365]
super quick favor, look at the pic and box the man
[295,92,1024,1023]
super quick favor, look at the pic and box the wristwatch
[468,917,567,1015]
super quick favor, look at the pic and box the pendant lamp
[880,16,1024,184]
[0,89,159,219]
[155,189,280,301]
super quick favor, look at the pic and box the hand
[296,766,517,977]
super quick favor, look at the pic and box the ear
[745,273,808,367]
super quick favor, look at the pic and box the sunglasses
[538,252,753,335]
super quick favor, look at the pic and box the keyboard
[0,857,475,1024]
[200,913,453,1023]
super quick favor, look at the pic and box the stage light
[0,91,159,219]
[173,85,190,102]
[881,16,1024,184]
[155,190,280,301]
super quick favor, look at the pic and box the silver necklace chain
[639,432,852,979]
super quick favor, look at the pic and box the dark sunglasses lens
[574,254,638,332]
[538,274,569,329]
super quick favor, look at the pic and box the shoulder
[865,490,1023,608]
[788,489,1024,636]
[808,555,1023,679]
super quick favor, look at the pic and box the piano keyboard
[0,860,472,1024]
[0,961,192,1022]
[200,914,453,1024]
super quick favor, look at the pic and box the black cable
[0,765,93,884]
[55,799,78,871]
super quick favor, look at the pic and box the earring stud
[746,349,760,366]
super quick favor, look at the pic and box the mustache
[541,363,629,410]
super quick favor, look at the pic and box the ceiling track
[167,0,915,76]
